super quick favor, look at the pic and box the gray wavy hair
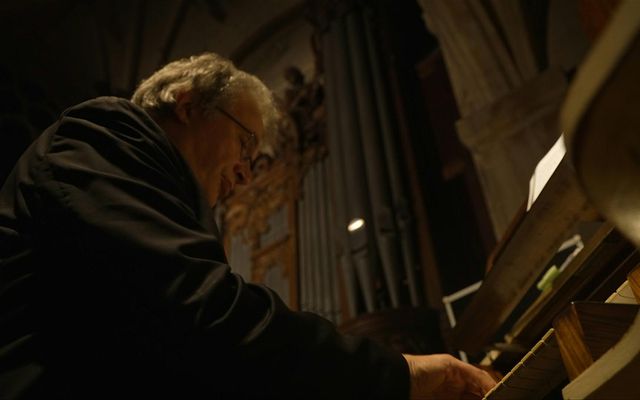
[131,52,278,153]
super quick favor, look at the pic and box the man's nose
[233,161,252,185]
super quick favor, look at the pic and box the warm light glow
[347,218,365,232]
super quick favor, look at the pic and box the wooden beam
[452,159,597,353]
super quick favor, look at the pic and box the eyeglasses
[215,106,257,164]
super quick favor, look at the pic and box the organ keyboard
[483,275,640,399]
[483,329,564,400]
[459,2,640,398]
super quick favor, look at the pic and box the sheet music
[526,134,566,211]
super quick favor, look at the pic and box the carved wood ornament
[221,65,327,310]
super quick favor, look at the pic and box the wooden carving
[220,63,326,311]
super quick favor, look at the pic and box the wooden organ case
[219,65,326,313]
[221,154,301,310]
[454,2,640,399]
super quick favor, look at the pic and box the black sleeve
[30,106,409,399]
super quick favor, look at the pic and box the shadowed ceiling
[0,0,315,110]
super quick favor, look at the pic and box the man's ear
[174,91,194,124]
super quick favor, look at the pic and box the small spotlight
[348,218,365,232]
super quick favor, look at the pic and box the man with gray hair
[0,53,494,399]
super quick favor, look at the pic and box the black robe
[0,97,409,399]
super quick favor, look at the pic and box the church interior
[1,0,639,398]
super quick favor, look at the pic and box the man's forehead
[220,91,270,156]
[233,96,263,132]
[228,93,260,114]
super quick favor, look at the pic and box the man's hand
[402,353,496,399]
